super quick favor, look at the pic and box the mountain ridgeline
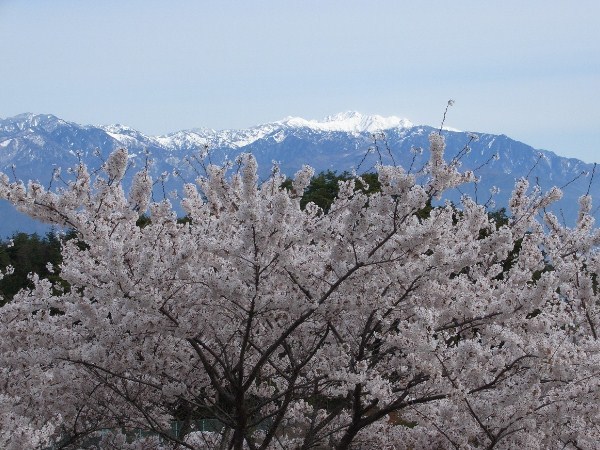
[0,112,595,237]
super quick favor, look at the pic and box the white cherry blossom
[0,135,598,449]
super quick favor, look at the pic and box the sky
[0,0,598,162]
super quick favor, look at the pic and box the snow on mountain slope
[0,111,597,237]
[276,111,413,133]
[151,112,414,150]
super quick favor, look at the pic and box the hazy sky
[1,1,598,162]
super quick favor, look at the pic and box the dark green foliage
[353,172,381,196]
[488,207,509,228]
[177,216,193,225]
[136,214,192,227]
[300,170,348,212]
[136,214,152,228]
[0,231,65,304]
[281,170,382,212]
[415,198,433,221]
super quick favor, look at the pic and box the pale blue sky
[1,1,598,161]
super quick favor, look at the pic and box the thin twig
[439,99,455,135]
[586,163,597,196]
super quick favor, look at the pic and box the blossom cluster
[0,133,599,449]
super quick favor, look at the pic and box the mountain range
[0,111,596,238]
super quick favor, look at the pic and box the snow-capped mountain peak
[0,111,598,237]
[3,113,67,132]
[278,111,413,133]
[150,112,415,150]
[100,124,139,135]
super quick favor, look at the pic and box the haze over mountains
[0,112,596,237]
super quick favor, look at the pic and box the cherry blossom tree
[0,134,599,449]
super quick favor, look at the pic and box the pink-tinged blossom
[129,169,153,212]
[104,147,128,183]
[0,134,598,448]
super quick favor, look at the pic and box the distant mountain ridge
[0,112,596,237]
